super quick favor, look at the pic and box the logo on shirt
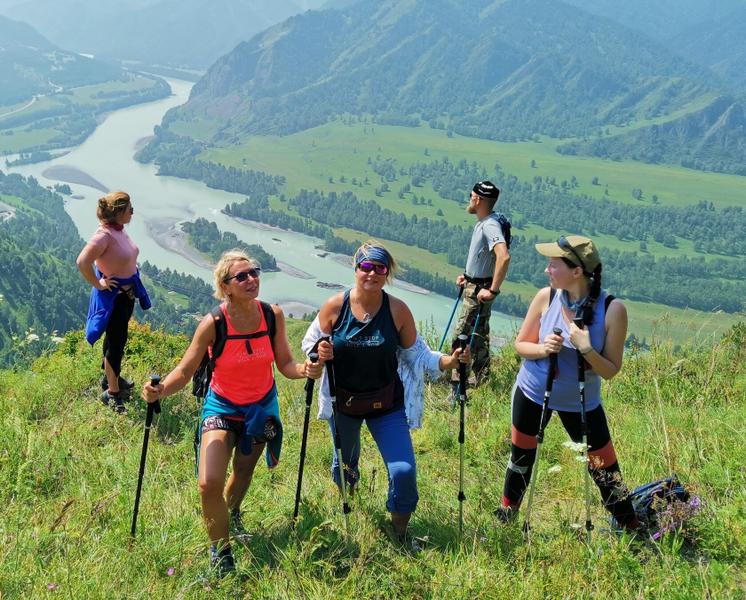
[348,334,383,347]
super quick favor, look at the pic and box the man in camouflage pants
[451,181,511,395]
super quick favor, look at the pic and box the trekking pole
[573,316,594,543]
[325,358,351,533]
[456,333,468,536]
[522,327,562,541]
[468,309,482,350]
[292,352,319,528]
[468,284,489,350]
[438,285,464,352]
[131,374,161,538]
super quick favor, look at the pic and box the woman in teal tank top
[315,241,468,546]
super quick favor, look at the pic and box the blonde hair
[97,191,131,224]
[353,239,397,282]
[213,249,259,300]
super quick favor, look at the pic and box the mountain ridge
[0,15,121,105]
[170,0,718,145]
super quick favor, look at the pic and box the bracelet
[580,348,594,356]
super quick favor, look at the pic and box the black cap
[473,180,500,200]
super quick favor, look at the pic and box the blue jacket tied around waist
[85,269,151,345]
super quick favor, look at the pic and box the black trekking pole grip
[457,334,468,396]
[548,326,562,374]
[149,375,162,420]
[304,353,319,399]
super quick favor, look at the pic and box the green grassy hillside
[1,320,743,598]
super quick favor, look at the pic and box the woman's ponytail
[581,263,602,326]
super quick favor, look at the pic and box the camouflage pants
[451,282,493,384]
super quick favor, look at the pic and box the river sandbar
[42,165,108,193]
[146,217,213,269]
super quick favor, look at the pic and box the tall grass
[0,322,743,599]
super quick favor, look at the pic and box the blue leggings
[327,406,419,514]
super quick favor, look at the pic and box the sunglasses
[224,268,261,283]
[557,236,587,273]
[356,261,389,276]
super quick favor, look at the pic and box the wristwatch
[488,288,500,296]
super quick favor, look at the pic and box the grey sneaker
[494,505,518,524]
[209,545,236,578]
[396,532,423,554]
[101,375,135,392]
[100,390,126,414]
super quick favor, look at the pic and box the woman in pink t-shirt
[76,191,139,412]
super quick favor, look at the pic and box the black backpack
[191,302,277,398]
[611,475,698,538]
[496,212,512,249]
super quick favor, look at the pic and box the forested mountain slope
[0,15,120,105]
[558,96,746,175]
[669,7,746,94]
[563,0,745,40]
[173,0,716,141]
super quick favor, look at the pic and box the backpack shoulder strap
[209,305,228,362]
[604,294,615,314]
[496,212,512,249]
[260,301,277,350]
[549,287,557,306]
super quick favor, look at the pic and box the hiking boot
[100,390,126,414]
[494,505,518,524]
[101,375,135,392]
[209,545,236,578]
[607,514,646,537]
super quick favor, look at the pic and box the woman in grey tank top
[497,236,640,531]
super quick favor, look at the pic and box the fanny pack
[336,381,396,417]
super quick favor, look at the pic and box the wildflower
[26,333,40,342]
[167,567,175,576]
[51,336,64,344]
[575,455,588,463]
[547,465,562,474]
[562,441,587,452]
[47,583,58,590]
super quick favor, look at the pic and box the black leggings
[502,385,636,526]
[102,292,135,377]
